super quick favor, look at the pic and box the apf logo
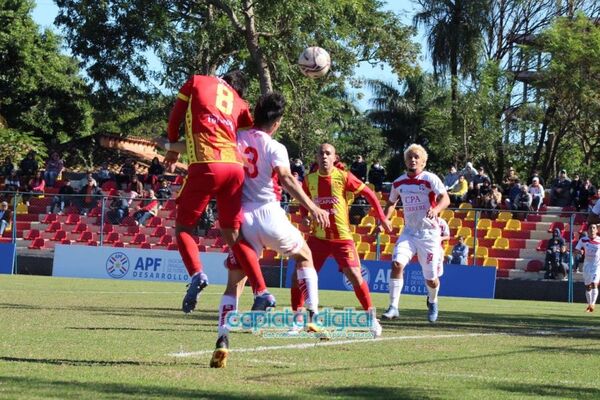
[106,252,130,279]
[343,265,370,290]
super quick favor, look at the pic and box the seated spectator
[443,166,459,190]
[512,184,532,220]
[368,160,386,192]
[4,170,21,193]
[468,166,491,203]
[544,228,567,280]
[106,190,130,225]
[78,176,102,215]
[291,159,305,182]
[128,174,143,195]
[0,201,11,237]
[116,159,136,190]
[194,202,216,236]
[550,169,572,207]
[350,155,367,182]
[145,157,165,189]
[502,166,519,195]
[1,157,15,178]
[528,177,545,212]
[77,171,94,191]
[50,180,75,214]
[23,171,45,206]
[448,175,468,206]
[448,236,469,265]
[528,169,545,187]
[480,184,503,219]
[349,195,370,225]
[132,190,159,226]
[575,178,595,212]
[505,179,522,208]
[473,180,492,209]
[96,162,113,187]
[155,178,172,207]
[460,162,478,184]
[43,152,64,187]
[19,151,38,182]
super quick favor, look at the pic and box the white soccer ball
[298,46,331,78]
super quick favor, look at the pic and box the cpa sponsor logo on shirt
[343,265,370,290]
[106,252,130,279]
[315,197,339,205]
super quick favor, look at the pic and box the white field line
[0,289,224,295]
[168,332,501,358]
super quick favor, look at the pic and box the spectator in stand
[96,162,113,187]
[290,158,305,182]
[146,157,165,189]
[448,175,468,206]
[50,180,75,214]
[4,170,21,193]
[448,236,469,265]
[19,151,38,182]
[368,160,386,192]
[78,176,102,216]
[106,189,130,225]
[502,166,519,195]
[350,155,368,182]
[468,166,491,203]
[1,157,15,178]
[349,195,370,225]
[132,189,159,226]
[528,177,545,212]
[506,178,522,209]
[128,174,143,195]
[576,178,595,212]
[0,201,11,237]
[480,184,503,219]
[550,169,572,207]
[512,184,532,220]
[588,188,600,213]
[570,174,582,205]
[116,159,136,190]
[23,170,45,206]
[155,178,172,207]
[443,166,459,190]
[460,162,478,184]
[43,152,64,187]
[528,169,545,187]
[544,228,567,279]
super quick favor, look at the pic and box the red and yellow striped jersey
[167,75,253,165]
[303,168,365,240]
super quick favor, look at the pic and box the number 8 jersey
[237,128,289,206]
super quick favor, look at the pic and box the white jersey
[389,171,447,233]
[237,129,289,207]
[592,200,600,216]
[576,237,600,267]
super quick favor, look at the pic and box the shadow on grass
[0,356,202,368]
[493,382,600,400]
[0,375,293,400]
[316,385,440,399]
[64,326,215,333]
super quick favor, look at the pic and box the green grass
[1,275,599,400]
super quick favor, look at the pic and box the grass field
[1,275,599,400]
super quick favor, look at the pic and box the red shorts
[307,236,360,272]
[176,163,244,229]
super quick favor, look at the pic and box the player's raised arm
[353,178,392,234]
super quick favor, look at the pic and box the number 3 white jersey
[237,128,290,207]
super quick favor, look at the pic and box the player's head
[253,91,286,134]
[222,70,248,98]
[404,144,428,175]
[316,143,336,174]
[588,223,597,238]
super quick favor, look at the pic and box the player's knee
[391,261,404,273]
[426,279,439,288]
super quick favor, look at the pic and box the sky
[31,0,430,111]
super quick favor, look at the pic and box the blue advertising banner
[286,259,496,299]
[0,242,16,274]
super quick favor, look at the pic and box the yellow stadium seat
[444,246,453,256]
[482,257,498,268]
[477,218,492,230]
[475,247,489,258]
[504,219,521,231]
[492,237,510,250]
[360,215,376,227]
[16,202,28,214]
[378,233,391,245]
[459,202,473,209]
[391,216,404,228]
[485,228,502,240]
[464,210,476,221]
[465,236,478,248]
[348,224,356,233]
[356,242,370,255]
[448,217,463,229]
[352,233,362,243]
[383,243,395,255]
[364,252,377,260]
[456,227,472,238]
[497,211,513,222]
[440,209,454,220]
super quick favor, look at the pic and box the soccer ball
[298,46,331,78]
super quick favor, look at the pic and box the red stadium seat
[45,221,62,233]
[24,229,40,241]
[104,231,120,244]
[102,223,114,234]
[70,222,88,234]
[49,230,67,241]
[122,225,140,237]
[28,238,46,249]
[151,226,167,238]
[526,259,544,272]
[65,214,81,225]
[76,231,93,243]
[113,241,126,247]
[548,221,564,233]
[121,216,137,226]
[130,233,147,246]
[156,235,173,247]
[88,207,102,217]
[41,214,57,224]
[167,243,178,251]
[147,216,162,227]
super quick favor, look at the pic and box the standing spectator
[448,236,469,265]
[50,180,75,214]
[19,151,38,182]
[576,178,595,212]
[544,228,567,279]
[0,201,11,236]
[145,157,165,189]
[290,158,305,182]
[468,166,491,202]
[448,175,468,206]
[349,195,370,225]
[443,166,459,190]
[106,190,130,225]
[96,162,113,187]
[78,176,102,215]
[512,184,532,220]
[368,160,386,192]
[570,174,582,206]
[550,170,572,207]
[460,162,478,184]
[155,178,172,207]
[132,189,159,226]
[1,157,15,177]
[43,152,64,187]
[502,166,519,195]
[23,171,45,205]
[116,159,136,189]
[4,170,21,193]
[350,155,368,182]
[528,177,545,212]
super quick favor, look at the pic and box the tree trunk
[530,104,555,179]
[242,0,272,94]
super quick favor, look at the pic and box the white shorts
[392,229,443,280]
[582,262,600,285]
[241,202,304,256]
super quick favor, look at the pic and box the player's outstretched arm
[275,165,330,228]
[358,185,393,233]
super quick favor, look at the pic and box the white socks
[589,288,599,306]
[217,294,237,338]
[427,284,440,304]
[297,267,319,313]
[389,278,403,308]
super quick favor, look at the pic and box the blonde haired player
[379,144,450,322]
[574,223,600,312]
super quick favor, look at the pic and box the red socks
[176,230,202,276]
[353,280,372,310]
[231,239,267,295]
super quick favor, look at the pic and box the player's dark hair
[254,91,286,127]
[222,70,248,98]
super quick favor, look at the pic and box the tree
[0,0,93,150]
